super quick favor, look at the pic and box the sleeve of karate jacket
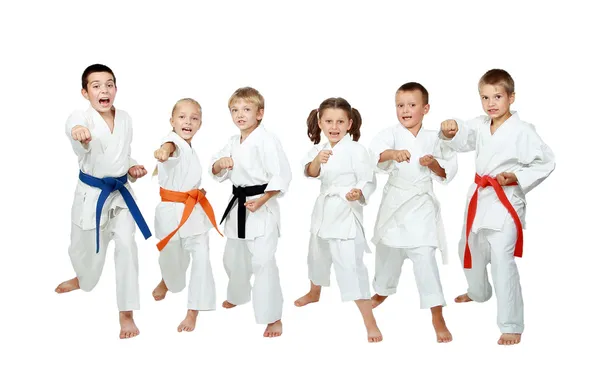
[65,110,92,157]
[302,145,322,179]
[352,144,377,206]
[432,139,458,184]
[210,137,234,182]
[514,124,556,194]
[369,126,396,173]
[263,134,292,197]
[440,116,481,152]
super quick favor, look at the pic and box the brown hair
[396,82,429,104]
[478,69,515,95]
[307,97,362,144]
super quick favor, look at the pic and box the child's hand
[315,150,333,164]
[199,188,206,196]
[393,150,411,163]
[496,172,517,186]
[346,188,362,201]
[441,119,458,138]
[71,125,91,144]
[245,198,265,212]
[217,157,234,170]
[128,165,147,179]
[419,154,436,167]
[154,148,171,162]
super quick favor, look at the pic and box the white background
[1,0,597,383]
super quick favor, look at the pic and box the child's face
[395,90,429,129]
[318,108,352,145]
[171,102,202,143]
[82,72,117,113]
[229,99,263,132]
[479,84,515,120]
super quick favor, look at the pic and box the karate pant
[307,232,371,302]
[458,218,524,334]
[159,232,216,311]
[372,244,446,309]
[223,219,283,324]
[68,208,139,311]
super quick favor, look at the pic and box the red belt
[463,174,523,269]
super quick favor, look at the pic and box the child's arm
[305,149,332,178]
[512,126,556,194]
[65,111,92,156]
[370,127,400,172]
[210,139,234,182]
[439,117,480,152]
[424,140,458,184]
[154,142,176,162]
[245,136,292,212]
[347,145,377,206]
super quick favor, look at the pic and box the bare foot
[294,291,320,307]
[177,310,199,332]
[119,311,140,339]
[263,320,283,338]
[366,322,383,343]
[498,333,521,345]
[371,294,388,309]
[55,277,80,293]
[152,279,168,301]
[432,316,453,343]
[222,300,237,309]
[454,293,473,303]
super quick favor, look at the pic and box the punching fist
[71,125,91,144]
[393,150,411,163]
[441,119,458,138]
[419,154,436,167]
[315,150,333,164]
[346,188,362,201]
[128,165,148,179]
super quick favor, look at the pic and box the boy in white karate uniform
[151,98,223,332]
[293,97,383,343]
[370,82,456,343]
[211,87,292,338]
[441,69,555,345]
[55,64,151,339]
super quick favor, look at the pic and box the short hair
[81,64,116,90]
[228,87,265,110]
[171,98,202,117]
[396,82,429,105]
[478,69,515,95]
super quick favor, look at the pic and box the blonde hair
[478,69,515,95]
[171,98,202,117]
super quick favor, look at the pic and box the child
[293,97,383,343]
[369,82,456,343]
[55,64,152,339]
[440,69,555,345]
[151,98,223,332]
[211,87,292,338]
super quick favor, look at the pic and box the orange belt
[463,174,523,269]
[156,187,223,251]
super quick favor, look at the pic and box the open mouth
[182,128,192,133]
[488,109,498,114]
[99,97,111,107]
[329,131,340,138]
[402,116,412,121]
[237,120,246,125]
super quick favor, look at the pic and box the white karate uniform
[442,111,555,333]
[211,125,292,324]
[303,134,376,302]
[370,124,457,309]
[155,131,216,311]
[65,106,140,311]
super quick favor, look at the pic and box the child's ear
[81,88,89,100]
[423,104,430,114]
[509,92,516,105]
[257,108,265,121]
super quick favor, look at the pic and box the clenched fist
[315,150,333,164]
[128,165,147,179]
[71,125,91,144]
[393,150,411,163]
[441,119,458,138]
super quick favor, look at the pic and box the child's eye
[410,104,415,107]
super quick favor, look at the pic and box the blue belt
[79,171,152,253]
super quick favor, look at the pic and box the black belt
[220,183,268,239]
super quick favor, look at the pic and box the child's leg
[406,246,452,342]
[154,238,188,300]
[294,235,332,307]
[57,222,110,293]
[487,226,523,345]
[331,236,382,342]
[111,209,140,339]
[247,220,283,337]
[223,238,252,308]
[177,233,215,332]
[456,229,493,303]
[371,244,406,308]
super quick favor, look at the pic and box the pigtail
[306,108,321,144]
[349,107,362,141]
